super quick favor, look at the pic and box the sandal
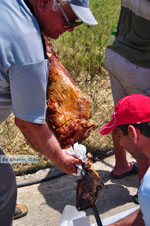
[14,204,28,220]
[110,162,138,179]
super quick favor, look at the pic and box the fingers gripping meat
[43,35,96,148]
[76,153,104,211]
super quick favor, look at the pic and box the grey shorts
[0,148,17,226]
[104,48,150,105]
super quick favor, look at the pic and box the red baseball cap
[100,94,150,135]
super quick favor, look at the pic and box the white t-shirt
[138,167,150,226]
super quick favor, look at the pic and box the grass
[52,0,120,78]
[0,0,120,175]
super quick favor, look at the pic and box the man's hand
[57,152,82,174]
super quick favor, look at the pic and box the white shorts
[104,48,150,105]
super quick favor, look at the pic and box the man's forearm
[108,209,144,226]
[15,117,63,166]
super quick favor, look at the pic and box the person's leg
[109,70,133,175]
[0,149,17,226]
[104,48,132,176]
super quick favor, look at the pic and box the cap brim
[70,4,98,25]
[100,119,117,135]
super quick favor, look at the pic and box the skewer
[92,205,103,226]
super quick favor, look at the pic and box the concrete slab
[14,153,139,226]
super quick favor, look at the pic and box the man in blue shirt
[0,0,97,225]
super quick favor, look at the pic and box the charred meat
[76,153,104,211]
[43,35,96,148]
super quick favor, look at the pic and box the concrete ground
[14,153,139,226]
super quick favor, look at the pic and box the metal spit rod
[92,205,103,226]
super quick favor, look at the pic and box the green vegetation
[52,0,120,78]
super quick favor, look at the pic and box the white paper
[58,205,90,226]
[63,142,87,176]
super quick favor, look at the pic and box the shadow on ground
[38,164,138,218]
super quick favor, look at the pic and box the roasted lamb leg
[43,35,96,148]
[76,153,104,211]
